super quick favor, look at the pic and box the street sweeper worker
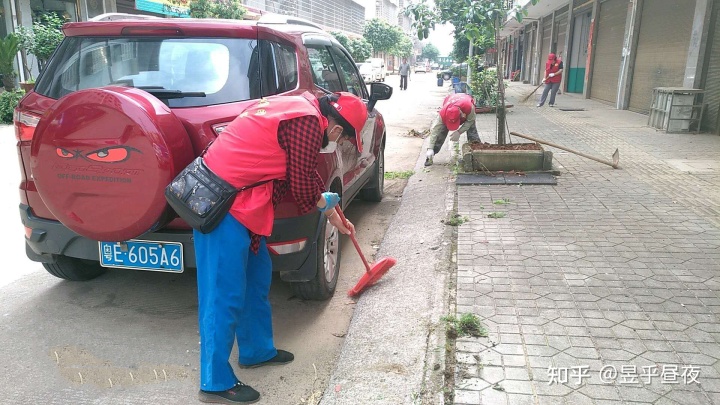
[195,91,366,404]
[425,93,481,166]
[537,53,564,107]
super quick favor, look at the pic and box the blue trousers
[194,214,277,391]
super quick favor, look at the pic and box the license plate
[99,240,183,273]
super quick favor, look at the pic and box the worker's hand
[541,78,546,84]
[426,149,435,158]
[450,131,461,141]
[326,208,354,235]
[548,73,555,78]
[318,192,340,212]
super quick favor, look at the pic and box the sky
[425,23,454,57]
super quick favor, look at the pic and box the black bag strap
[238,179,272,192]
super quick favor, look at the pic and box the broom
[334,206,396,297]
[520,81,544,103]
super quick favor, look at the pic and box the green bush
[0,90,25,123]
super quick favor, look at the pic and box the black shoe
[239,349,294,369]
[424,156,433,166]
[199,381,260,404]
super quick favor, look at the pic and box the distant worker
[425,93,480,166]
[537,53,563,107]
[398,58,411,91]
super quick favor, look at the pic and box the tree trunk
[495,18,507,145]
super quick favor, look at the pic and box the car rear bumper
[20,204,323,282]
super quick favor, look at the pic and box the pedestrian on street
[398,58,411,90]
[195,91,366,404]
[425,93,481,166]
[537,52,563,107]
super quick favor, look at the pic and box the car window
[273,42,298,93]
[329,46,367,98]
[35,37,258,107]
[306,45,343,93]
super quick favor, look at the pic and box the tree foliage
[392,33,414,58]
[331,32,373,62]
[16,13,65,74]
[421,43,439,61]
[363,18,401,55]
[184,0,246,19]
[348,37,373,62]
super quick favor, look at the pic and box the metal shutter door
[555,10,569,59]
[590,0,628,104]
[539,18,552,82]
[703,4,720,132]
[628,0,695,113]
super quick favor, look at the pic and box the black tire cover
[30,86,194,241]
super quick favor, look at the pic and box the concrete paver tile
[454,87,720,405]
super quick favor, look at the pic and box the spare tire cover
[31,86,194,242]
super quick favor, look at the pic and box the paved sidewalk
[454,85,720,404]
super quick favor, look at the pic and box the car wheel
[43,256,107,281]
[292,215,340,300]
[359,141,385,202]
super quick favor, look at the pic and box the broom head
[347,256,397,297]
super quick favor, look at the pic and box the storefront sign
[136,0,190,17]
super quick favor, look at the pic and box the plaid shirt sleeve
[277,115,327,214]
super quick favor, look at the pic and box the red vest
[203,92,328,236]
[546,61,562,83]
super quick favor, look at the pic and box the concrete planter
[461,143,553,172]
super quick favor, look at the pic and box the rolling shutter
[703,3,720,133]
[628,0,695,114]
[555,9,569,59]
[539,18,552,82]
[590,0,628,104]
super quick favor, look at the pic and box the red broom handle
[334,206,372,273]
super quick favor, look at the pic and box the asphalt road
[0,71,448,404]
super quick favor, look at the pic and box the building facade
[501,0,719,133]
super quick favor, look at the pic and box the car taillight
[15,110,40,141]
[267,238,308,255]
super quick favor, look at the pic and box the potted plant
[0,34,19,91]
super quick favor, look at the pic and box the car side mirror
[368,82,392,112]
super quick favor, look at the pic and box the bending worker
[425,92,480,166]
[196,91,367,404]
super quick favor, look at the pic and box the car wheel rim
[324,219,339,283]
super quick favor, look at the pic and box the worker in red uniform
[537,52,563,107]
[196,91,367,404]
[425,93,480,166]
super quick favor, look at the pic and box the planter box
[461,143,553,172]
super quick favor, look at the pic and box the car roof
[62,13,328,38]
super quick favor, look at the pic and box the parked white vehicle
[365,58,386,82]
[357,63,376,83]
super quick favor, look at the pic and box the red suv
[14,14,391,300]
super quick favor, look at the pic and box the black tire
[43,256,107,281]
[292,216,340,300]
[359,141,385,202]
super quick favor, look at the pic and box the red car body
[14,15,391,300]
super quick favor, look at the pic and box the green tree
[184,0,246,19]
[348,38,373,62]
[392,32,414,59]
[405,0,540,144]
[16,13,65,76]
[330,32,373,63]
[330,31,350,50]
[421,43,439,61]
[363,18,401,55]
